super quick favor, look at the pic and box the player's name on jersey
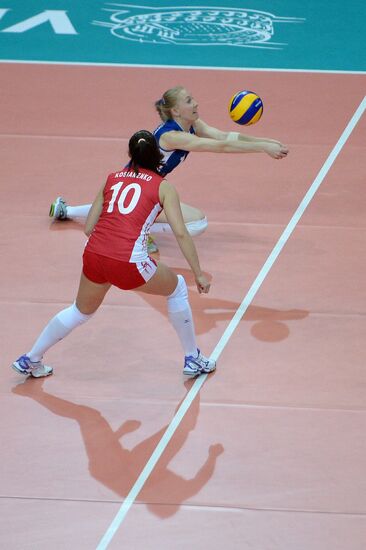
[114,170,153,181]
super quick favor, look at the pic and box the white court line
[96,96,366,549]
[0,59,365,74]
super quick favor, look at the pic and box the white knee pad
[167,275,189,313]
[56,302,92,330]
[150,216,208,237]
[185,216,208,237]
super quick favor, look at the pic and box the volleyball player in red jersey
[12,130,216,379]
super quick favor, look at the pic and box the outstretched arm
[195,118,284,145]
[159,181,210,294]
[160,124,288,159]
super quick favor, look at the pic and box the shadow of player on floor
[12,377,223,518]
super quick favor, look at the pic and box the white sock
[66,204,92,219]
[151,216,208,237]
[167,275,197,357]
[28,303,91,361]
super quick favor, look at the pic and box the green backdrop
[1,1,365,71]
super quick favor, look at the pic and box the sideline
[0,60,365,75]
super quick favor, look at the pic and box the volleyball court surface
[1,63,366,549]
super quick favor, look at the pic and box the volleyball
[228,90,263,126]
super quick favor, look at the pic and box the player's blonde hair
[155,86,185,122]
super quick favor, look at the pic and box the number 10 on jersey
[107,181,142,215]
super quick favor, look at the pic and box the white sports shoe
[183,349,216,378]
[12,355,53,378]
[49,197,68,220]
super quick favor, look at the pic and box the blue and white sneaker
[49,197,68,220]
[12,355,53,378]
[183,349,216,378]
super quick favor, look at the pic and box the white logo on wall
[93,4,304,49]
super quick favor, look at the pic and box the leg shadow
[136,267,308,342]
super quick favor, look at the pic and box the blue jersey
[153,119,195,176]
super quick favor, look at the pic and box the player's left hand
[196,275,210,294]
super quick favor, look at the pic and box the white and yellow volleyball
[228,90,263,126]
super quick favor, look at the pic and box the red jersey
[85,167,163,262]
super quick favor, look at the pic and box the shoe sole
[11,363,53,378]
[183,370,201,378]
[31,368,53,378]
[11,363,31,376]
[49,197,61,217]
[202,364,217,374]
[49,197,66,220]
[183,367,216,377]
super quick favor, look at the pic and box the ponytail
[128,130,163,174]
[155,85,185,122]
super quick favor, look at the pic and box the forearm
[237,133,280,144]
[175,231,203,278]
[225,131,280,145]
[221,140,269,153]
[199,127,276,144]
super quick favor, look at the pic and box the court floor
[1,62,366,549]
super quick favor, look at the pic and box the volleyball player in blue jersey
[50,86,288,252]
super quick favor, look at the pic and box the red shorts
[83,250,157,290]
